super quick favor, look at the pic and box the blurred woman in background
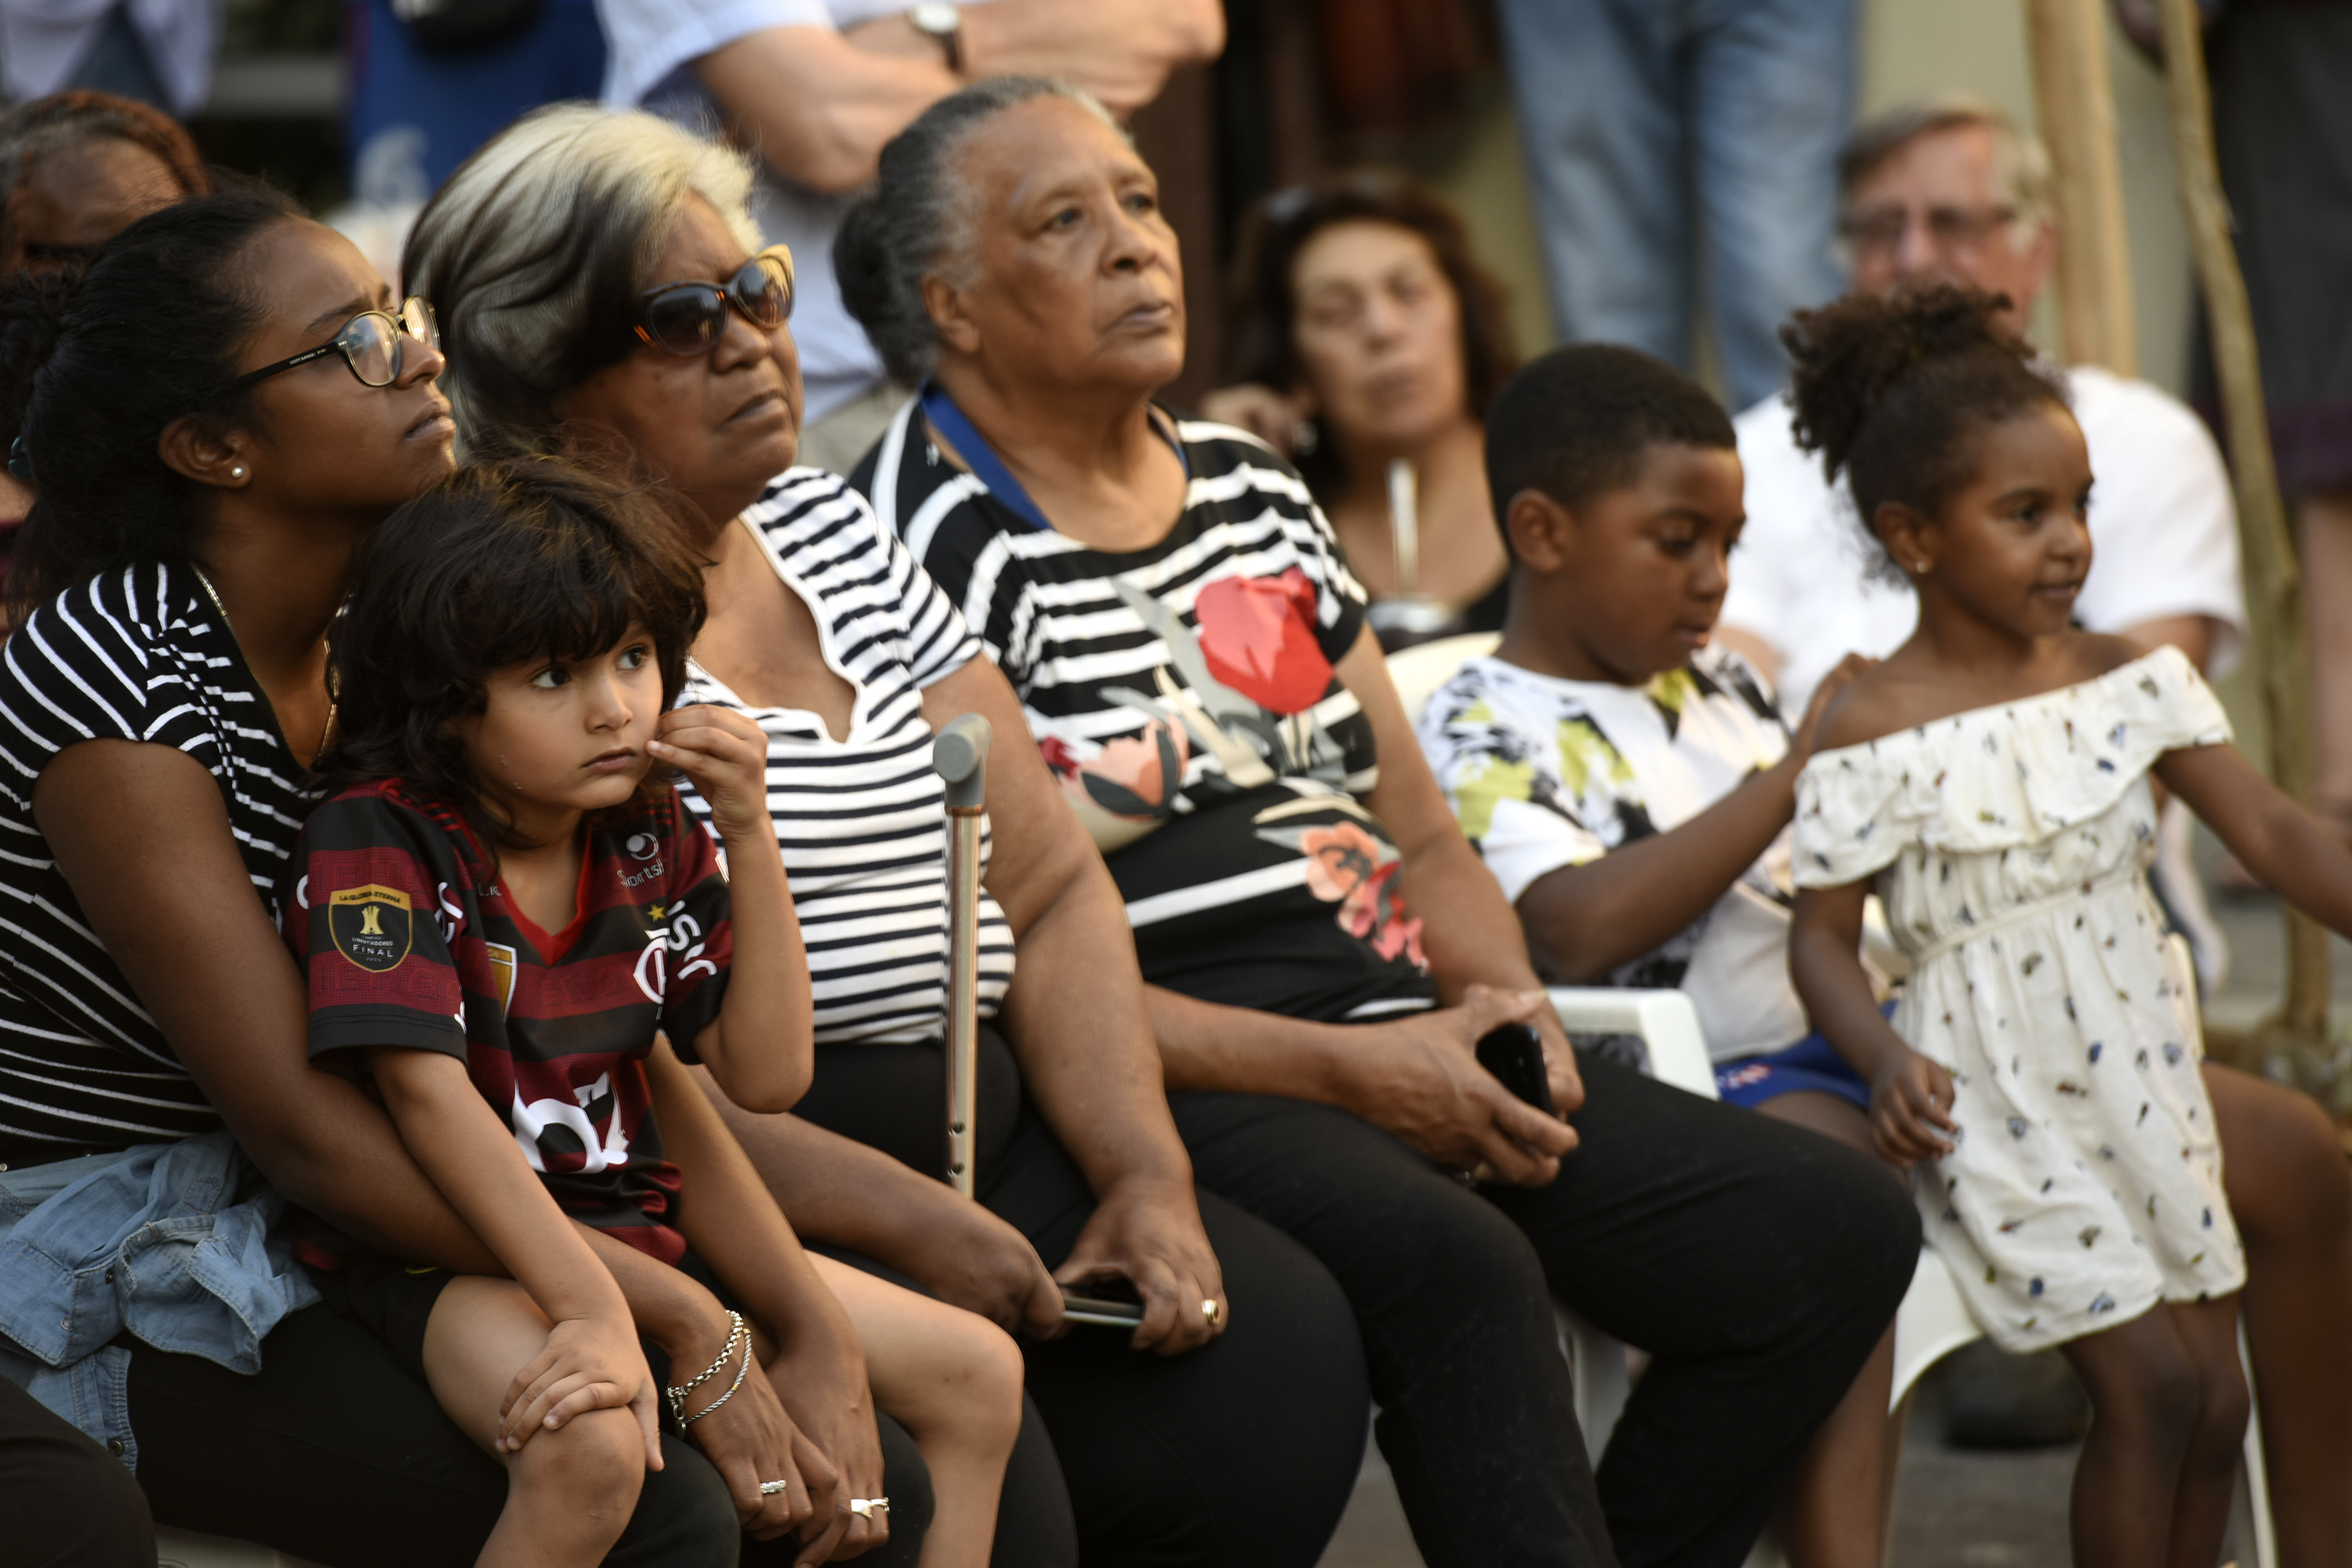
[0,89,209,605]
[1206,170,1518,644]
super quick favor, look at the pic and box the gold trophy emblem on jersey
[330,884,414,973]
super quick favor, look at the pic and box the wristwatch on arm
[909,3,964,74]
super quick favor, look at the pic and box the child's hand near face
[653,706,775,844]
[1867,1045,1958,1169]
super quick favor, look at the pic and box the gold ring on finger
[850,1497,889,1519]
[1201,1298,1221,1326]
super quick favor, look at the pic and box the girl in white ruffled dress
[1780,286,2352,1568]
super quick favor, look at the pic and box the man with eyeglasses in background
[1718,95,2244,734]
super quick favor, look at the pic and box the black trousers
[793,1030,1374,1568]
[123,1294,935,1566]
[1,1375,154,1567]
[1172,1047,1922,1568]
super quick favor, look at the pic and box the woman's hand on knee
[1346,985,1578,1184]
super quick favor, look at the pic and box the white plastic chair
[1383,630,1500,720]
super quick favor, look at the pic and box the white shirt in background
[1722,365,2247,718]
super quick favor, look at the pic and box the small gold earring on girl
[1914,560,1931,574]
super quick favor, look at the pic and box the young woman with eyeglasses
[0,191,830,1563]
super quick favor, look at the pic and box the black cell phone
[1475,1022,1557,1116]
[1060,1278,1147,1327]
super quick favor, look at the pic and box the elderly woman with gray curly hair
[833,78,1927,1568]
[401,103,1374,1568]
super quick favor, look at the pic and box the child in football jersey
[284,461,906,1566]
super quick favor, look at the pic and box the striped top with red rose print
[854,407,1434,1025]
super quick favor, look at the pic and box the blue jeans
[1496,0,1857,410]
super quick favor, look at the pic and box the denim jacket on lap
[0,1131,319,1468]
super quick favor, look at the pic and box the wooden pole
[2023,0,2140,376]
[2154,0,2336,1089]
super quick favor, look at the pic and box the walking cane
[934,713,991,1198]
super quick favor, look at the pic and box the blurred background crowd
[10,0,2332,721]
[3,2,2350,1559]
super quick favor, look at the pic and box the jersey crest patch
[331,884,413,972]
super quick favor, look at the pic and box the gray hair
[835,76,1121,387]
[399,103,760,452]
[1837,94,2055,250]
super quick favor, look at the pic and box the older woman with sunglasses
[0,191,840,1562]
[404,103,1371,1568]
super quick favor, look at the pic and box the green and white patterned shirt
[1418,645,1809,1062]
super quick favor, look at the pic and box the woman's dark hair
[0,90,209,267]
[1221,169,1519,500]
[1781,284,2069,579]
[836,76,1121,387]
[317,458,708,855]
[0,187,302,620]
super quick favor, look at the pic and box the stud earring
[1914,559,1931,574]
[230,465,246,481]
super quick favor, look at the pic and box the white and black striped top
[856,407,1436,1025]
[0,562,314,1152]
[675,469,1014,1045]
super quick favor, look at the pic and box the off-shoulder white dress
[1792,647,2245,1351]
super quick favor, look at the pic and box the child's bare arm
[1790,881,1955,1168]
[652,705,815,1113]
[367,1047,660,1462]
[1519,653,1875,980]
[1521,768,1797,980]
[2158,742,2352,935]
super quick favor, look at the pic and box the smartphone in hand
[1061,1278,1146,1327]
[1475,1022,1556,1116]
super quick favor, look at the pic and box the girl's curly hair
[317,457,707,858]
[1780,283,2068,579]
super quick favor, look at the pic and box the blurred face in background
[2,136,183,271]
[1841,122,2056,338]
[1288,219,1471,454]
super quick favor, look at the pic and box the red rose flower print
[1193,568,1334,717]
[1294,821,1428,970]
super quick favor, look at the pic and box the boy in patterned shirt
[282,463,839,1564]
[1414,344,1886,1567]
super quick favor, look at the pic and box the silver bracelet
[679,1330,752,1428]
[665,1310,746,1425]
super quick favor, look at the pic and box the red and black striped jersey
[281,779,734,1263]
